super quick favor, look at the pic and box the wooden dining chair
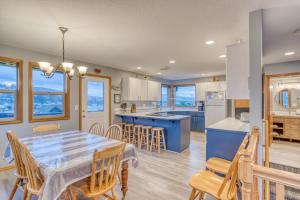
[6,131,27,200]
[68,142,126,200]
[32,123,60,134]
[188,136,249,200]
[20,142,45,200]
[206,136,249,175]
[89,122,105,136]
[106,124,123,141]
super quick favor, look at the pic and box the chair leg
[150,130,154,152]
[28,193,33,200]
[9,178,21,200]
[157,131,161,153]
[189,189,197,200]
[22,184,28,200]
[111,188,117,200]
[161,131,166,150]
[68,188,77,200]
[198,191,204,200]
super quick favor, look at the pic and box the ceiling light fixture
[169,60,176,64]
[38,27,87,80]
[205,40,215,45]
[219,54,226,58]
[157,72,162,75]
[137,66,142,70]
[284,51,295,56]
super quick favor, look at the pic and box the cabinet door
[128,77,142,101]
[196,83,206,101]
[139,79,148,101]
[147,80,161,101]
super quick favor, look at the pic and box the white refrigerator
[205,91,226,127]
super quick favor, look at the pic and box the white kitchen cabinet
[196,81,226,101]
[122,77,161,101]
[226,42,249,99]
[122,77,148,101]
[147,80,162,101]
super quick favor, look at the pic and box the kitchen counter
[207,117,250,133]
[115,112,190,120]
[116,112,191,152]
[205,118,249,162]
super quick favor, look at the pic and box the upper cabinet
[226,42,249,99]
[147,80,162,101]
[122,77,161,101]
[196,81,226,101]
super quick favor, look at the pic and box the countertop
[207,117,250,133]
[115,112,191,120]
[272,111,300,118]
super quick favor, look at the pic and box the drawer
[285,118,300,125]
[285,126,299,138]
[272,117,284,123]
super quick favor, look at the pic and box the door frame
[79,73,112,131]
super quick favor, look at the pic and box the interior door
[80,75,111,132]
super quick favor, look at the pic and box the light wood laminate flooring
[0,132,215,200]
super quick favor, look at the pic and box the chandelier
[38,27,87,80]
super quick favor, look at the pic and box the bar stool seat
[140,126,152,150]
[150,127,166,153]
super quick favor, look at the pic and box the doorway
[264,73,300,169]
[79,74,111,132]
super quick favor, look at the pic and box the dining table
[3,130,139,200]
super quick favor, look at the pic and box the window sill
[29,116,70,123]
[0,119,23,125]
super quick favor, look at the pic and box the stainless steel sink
[146,112,176,117]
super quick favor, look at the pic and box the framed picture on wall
[114,94,121,104]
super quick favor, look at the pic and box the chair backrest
[32,123,60,134]
[6,131,26,178]
[105,124,123,141]
[217,135,250,199]
[89,123,105,136]
[20,142,44,193]
[90,142,126,192]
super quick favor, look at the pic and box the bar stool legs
[140,126,152,150]
[124,124,134,143]
[150,128,166,153]
[133,125,143,146]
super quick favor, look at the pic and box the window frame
[174,84,196,107]
[161,84,169,107]
[0,56,23,125]
[28,62,70,122]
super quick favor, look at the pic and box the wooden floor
[0,132,215,200]
[270,140,300,169]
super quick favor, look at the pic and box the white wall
[264,60,300,75]
[0,44,165,166]
[169,75,226,85]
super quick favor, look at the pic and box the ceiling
[0,0,299,80]
[263,6,300,64]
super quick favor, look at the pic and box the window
[29,62,70,122]
[161,85,168,107]
[0,57,23,124]
[174,85,196,107]
[87,81,104,112]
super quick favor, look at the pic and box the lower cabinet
[168,111,205,132]
[272,116,300,141]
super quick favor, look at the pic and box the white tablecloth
[4,130,138,200]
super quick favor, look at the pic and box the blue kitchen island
[116,112,191,152]
[206,118,249,161]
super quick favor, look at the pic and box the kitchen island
[206,117,249,161]
[116,112,191,152]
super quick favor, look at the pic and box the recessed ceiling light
[157,72,162,75]
[284,51,295,56]
[137,66,142,70]
[219,54,226,58]
[201,73,206,76]
[169,60,176,64]
[205,40,215,45]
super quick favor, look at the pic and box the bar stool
[133,125,143,146]
[140,126,152,150]
[150,127,166,153]
[124,124,134,143]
